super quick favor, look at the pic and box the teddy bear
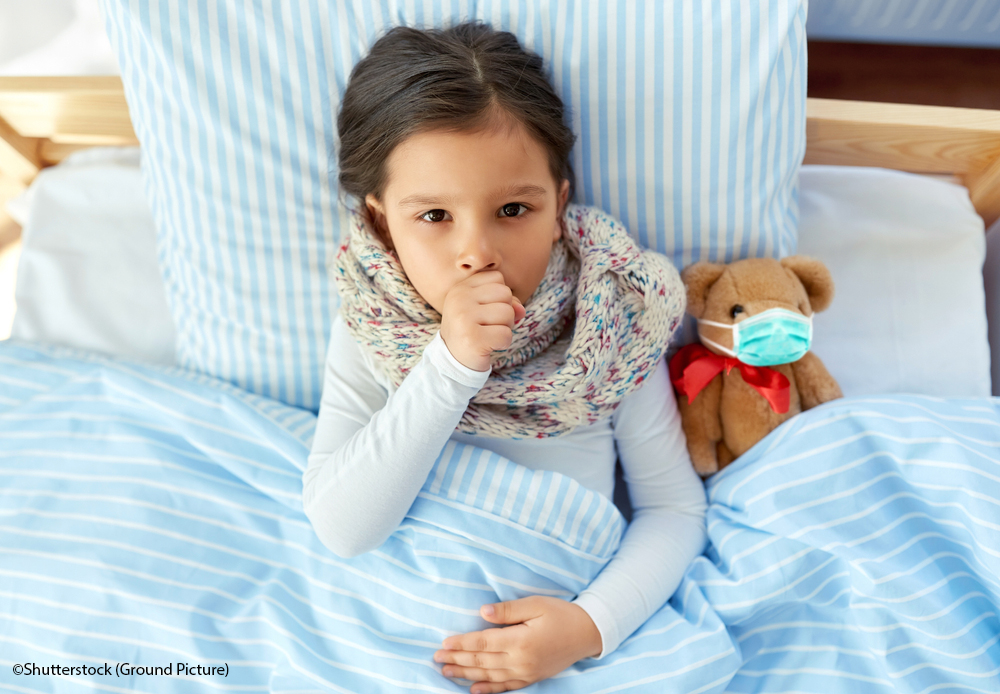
[669,255,843,476]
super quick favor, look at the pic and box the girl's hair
[337,21,576,241]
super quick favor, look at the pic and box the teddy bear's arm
[791,352,843,410]
[676,375,725,476]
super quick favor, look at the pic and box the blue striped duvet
[1,339,998,693]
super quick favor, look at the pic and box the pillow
[797,165,991,398]
[99,0,807,411]
[8,147,177,365]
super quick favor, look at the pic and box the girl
[303,21,708,694]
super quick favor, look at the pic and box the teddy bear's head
[681,256,834,357]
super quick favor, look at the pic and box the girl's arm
[302,314,490,558]
[571,354,709,658]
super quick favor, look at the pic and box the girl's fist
[440,271,525,372]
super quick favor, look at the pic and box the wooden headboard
[1,76,999,227]
[0,77,138,180]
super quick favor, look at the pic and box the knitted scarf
[330,202,685,439]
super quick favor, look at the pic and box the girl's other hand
[440,271,526,372]
[432,595,602,693]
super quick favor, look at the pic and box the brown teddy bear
[669,256,843,476]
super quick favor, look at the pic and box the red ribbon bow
[668,343,791,414]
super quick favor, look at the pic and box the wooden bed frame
[1,76,999,227]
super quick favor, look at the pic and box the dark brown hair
[336,21,576,241]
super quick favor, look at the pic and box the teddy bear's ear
[780,255,835,313]
[681,262,727,318]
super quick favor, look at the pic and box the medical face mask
[697,308,813,366]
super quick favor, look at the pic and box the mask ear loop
[697,318,740,358]
[697,318,735,329]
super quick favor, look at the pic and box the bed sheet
[1,339,998,693]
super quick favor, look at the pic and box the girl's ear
[554,179,570,242]
[557,179,570,215]
[364,193,385,223]
[364,194,393,250]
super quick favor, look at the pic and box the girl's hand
[440,271,527,372]
[433,595,602,693]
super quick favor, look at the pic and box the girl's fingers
[512,297,526,323]
[468,680,531,694]
[476,302,518,327]
[465,270,506,288]
[436,649,506,669]
[442,664,515,683]
[479,324,515,352]
[471,281,515,305]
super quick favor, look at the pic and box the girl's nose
[457,222,501,272]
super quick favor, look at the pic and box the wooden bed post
[804,98,1000,228]
[0,76,138,185]
[968,155,1000,227]
[0,112,41,183]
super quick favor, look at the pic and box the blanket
[1,340,997,693]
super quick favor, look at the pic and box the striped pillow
[100,0,807,411]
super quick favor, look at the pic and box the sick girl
[303,20,707,694]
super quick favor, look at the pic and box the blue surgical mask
[698,308,813,366]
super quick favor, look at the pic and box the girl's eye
[419,209,448,223]
[500,203,527,218]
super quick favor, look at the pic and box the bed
[2,7,1000,694]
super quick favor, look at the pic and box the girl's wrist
[569,604,603,659]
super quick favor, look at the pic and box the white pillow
[9,147,176,365]
[797,165,991,398]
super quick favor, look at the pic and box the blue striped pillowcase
[99,0,806,411]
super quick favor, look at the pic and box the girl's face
[365,121,570,314]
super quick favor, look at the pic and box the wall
[807,0,1000,48]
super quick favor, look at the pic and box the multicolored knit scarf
[330,202,685,439]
